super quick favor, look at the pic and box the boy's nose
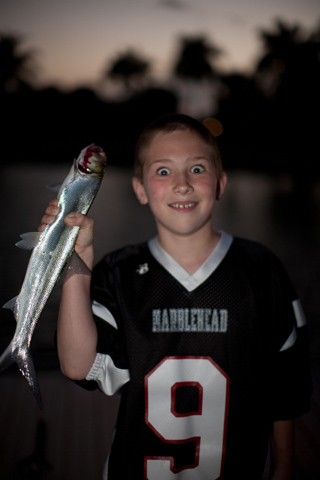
[173,173,193,194]
[174,184,193,194]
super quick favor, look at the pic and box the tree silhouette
[171,35,223,117]
[254,20,320,101]
[0,33,37,93]
[105,50,150,91]
[253,19,320,184]
[173,35,222,80]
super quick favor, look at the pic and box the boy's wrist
[75,245,94,271]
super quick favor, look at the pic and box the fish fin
[0,343,15,372]
[46,183,62,193]
[3,295,19,319]
[16,232,42,250]
[56,251,91,286]
[0,342,42,409]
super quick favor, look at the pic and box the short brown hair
[134,113,223,182]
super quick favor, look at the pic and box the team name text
[152,308,228,333]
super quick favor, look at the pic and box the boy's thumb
[65,213,78,225]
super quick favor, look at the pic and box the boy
[39,114,311,479]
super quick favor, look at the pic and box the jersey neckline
[148,232,233,292]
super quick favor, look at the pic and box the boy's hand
[38,199,60,232]
[38,198,95,269]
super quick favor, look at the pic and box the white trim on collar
[148,232,233,292]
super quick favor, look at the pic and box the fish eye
[157,167,170,176]
[191,165,204,174]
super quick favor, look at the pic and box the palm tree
[254,20,320,99]
[105,50,150,92]
[254,19,320,187]
[0,33,37,93]
[171,35,223,117]
[173,35,222,80]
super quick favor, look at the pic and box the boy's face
[132,129,227,241]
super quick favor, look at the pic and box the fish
[0,144,106,408]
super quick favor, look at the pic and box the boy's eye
[157,167,170,176]
[191,165,204,174]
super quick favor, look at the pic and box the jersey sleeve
[84,256,130,396]
[266,253,312,421]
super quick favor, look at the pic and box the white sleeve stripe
[91,300,118,330]
[279,327,297,352]
[292,299,307,328]
[86,353,130,395]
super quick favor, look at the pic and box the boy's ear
[216,172,227,200]
[132,176,148,205]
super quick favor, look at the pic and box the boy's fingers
[37,200,60,232]
[45,205,59,216]
[38,213,58,231]
[64,213,82,226]
[38,212,57,229]
[65,214,94,251]
[65,213,93,230]
[38,210,93,236]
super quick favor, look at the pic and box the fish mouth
[78,163,94,174]
[78,144,106,175]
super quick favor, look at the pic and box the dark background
[0,20,320,479]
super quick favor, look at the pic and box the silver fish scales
[0,144,106,408]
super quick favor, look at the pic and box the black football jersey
[85,232,311,480]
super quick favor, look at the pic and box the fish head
[77,144,106,177]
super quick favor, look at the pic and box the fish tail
[0,343,42,409]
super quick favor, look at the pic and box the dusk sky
[0,0,319,91]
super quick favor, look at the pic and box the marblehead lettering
[152,308,228,333]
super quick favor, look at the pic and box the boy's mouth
[169,202,197,209]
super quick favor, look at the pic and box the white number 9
[145,356,229,479]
